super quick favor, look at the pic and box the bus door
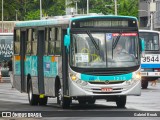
[37,28,45,94]
[20,30,26,92]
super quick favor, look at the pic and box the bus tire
[39,97,48,106]
[141,80,148,89]
[116,96,126,108]
[57,85,71,109]
[28,80,39,105]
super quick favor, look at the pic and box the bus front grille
[89,81,125,85]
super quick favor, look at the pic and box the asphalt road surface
[0,82,160,120]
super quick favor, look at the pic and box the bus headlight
[135,72,141,79]
[69,73,88,86]
[133,72,141,80]
[70,74,77,81]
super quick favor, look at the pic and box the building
[154,1,160,30]
[139,0,150,29]
[139,0,160,30]
[0,21,15,33]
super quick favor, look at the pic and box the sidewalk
[1,77,10,83]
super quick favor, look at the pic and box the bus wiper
[112,32,122,49]
[86,31,99,50]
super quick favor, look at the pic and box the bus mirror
[140,38,145,52]
[64,35,70,48]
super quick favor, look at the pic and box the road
[0,81,160,120]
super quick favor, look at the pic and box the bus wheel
[116,96,126,108]
[57,86,71,109]
[57,87,62,105]
[39,97,48,106]
[142,80,148,89]
[28,81,39,105]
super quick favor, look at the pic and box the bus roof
[139,29,160,33]
[15,15,137,28]
[70,15,137,21]
[15,19,70,28]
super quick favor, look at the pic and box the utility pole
[114,0,117,15]
[74,0,79,14]
[40,0,42,19]
[150,12,153,30]
[65,0,67,15]
[87,0,89,14]
[76,1,78,14]
[15,10,18,21]
[150,0,156,30]
[2,0,4,32]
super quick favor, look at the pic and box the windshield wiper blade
[86,31,99,50]
[112,32,122,49]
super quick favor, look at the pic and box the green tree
[25,0,65,20]
[118,0,138,17]
[0,0,138,21]
[70,0,138,17]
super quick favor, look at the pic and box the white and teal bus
[13,15,144,108]
[139,29,160,89]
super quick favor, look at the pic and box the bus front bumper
[69,79,141,97]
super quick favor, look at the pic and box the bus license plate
[101,88,112,92]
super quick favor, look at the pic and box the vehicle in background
[13,15,144,109]
[139,29,160,89]
[0,33,13,77]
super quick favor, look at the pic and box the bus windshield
[139,32,159,51]
[70,32,139,68]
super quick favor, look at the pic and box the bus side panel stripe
[141,64,160,68]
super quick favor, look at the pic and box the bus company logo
[2,112,11,117]
[104,80,110,84]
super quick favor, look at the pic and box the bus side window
[45,28,49,55]
[32,29,37,55]
[55,27,61,55]
[48,27,55,55]
[14,29,20,54]
[26,29,32,54]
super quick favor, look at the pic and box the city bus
[139,29,160,89]
[13,15,144,108]
[0,33,13,77]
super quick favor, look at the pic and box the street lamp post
[2,0,4,33]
